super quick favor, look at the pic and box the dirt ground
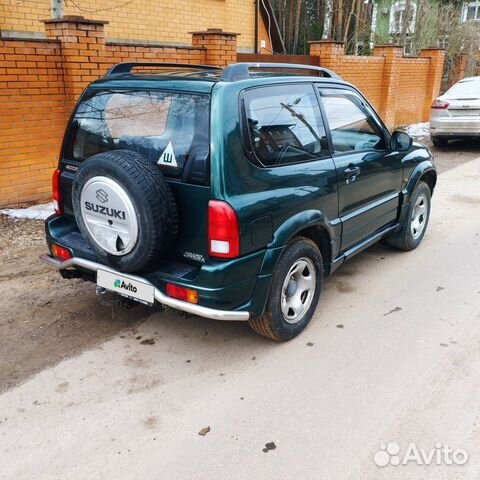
[0,215,152,393]
[0,138,477,393]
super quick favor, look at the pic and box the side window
[244,84,329,167]
[319,89,386,154]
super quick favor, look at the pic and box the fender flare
[399,161,436,224]
[259,209,334,276]
[404,161,436,200]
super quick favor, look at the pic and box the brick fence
[309,41,445,129]
[0,16,445,207]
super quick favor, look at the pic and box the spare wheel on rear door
[72,150,178,273]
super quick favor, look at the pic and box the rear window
[445,80,480,99]
[65,89,210,185]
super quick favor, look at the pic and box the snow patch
[406,122,430,138]
[1,202,55,220]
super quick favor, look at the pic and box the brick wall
[0,38,67,205]
[0,18,445,207]
[0,17,237,207]
[310,42,385,111]
[396,57,430,127]
[0,0,256,51]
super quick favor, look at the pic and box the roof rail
[105,62,222,76]
[220,62,341,82]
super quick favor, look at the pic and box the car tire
[248,238,323,341]
[384,181,431,251]
[72,150,178,272]
[431,136,448,147]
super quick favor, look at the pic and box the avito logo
[114,278,138,293]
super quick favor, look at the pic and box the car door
[238,82,340,255]
[317,86,403,252]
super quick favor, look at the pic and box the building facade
[0,0,284,53]
[372,0,480,53]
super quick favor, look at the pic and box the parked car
[430,76,480,147]
[41,62,437,341]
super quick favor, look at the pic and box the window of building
[438,36,449,49]
[389,1,417,34]
[318,89,386,154]
[243,84,329,167]
[404,37,413,55]
[462,2,480,21]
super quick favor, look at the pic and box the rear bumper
[430,117,480,136]
[40,254,250,322]
[44,214,274,316]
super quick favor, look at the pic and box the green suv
[41,62,437,341]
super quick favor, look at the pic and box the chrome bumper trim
[40,255,250,322]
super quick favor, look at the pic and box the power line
[65,0,137,14]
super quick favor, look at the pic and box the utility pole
[51,0,63,19]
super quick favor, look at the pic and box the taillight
[51,243,72,260]
[208,200,240,259]
[52,169,62,215]
[166,283,199,304]
[431,99,449,109]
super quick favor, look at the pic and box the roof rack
[220,63,341,82]
[105,62,222,76]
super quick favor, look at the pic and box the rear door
[61,87,212,264]
[317,86,403,252]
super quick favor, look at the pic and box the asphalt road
[427,137,480,174]
[0,145,479,480]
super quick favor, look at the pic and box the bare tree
[270,0,479,67]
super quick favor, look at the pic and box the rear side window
[319,88,385,153]
[243,84,329,167]
[66,89,210,185]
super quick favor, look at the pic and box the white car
[430,76,480,147]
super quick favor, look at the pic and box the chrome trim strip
[340,192,400,223]
[40,255,250,322]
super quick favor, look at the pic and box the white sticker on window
[157,141,178,167]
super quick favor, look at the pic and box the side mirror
[390,130,413,151]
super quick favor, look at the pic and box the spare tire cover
[72,150,178,273]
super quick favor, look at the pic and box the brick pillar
[373,45,403,130]
[190,29,238,67]
[309,40,345,71]
[419,48,445,121]
[44,16,108,106]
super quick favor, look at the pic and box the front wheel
[385,181,431,251]
[249,238,323,341]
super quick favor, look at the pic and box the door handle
[344,165,361,182]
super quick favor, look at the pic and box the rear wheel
[249,238,323,341]
[431,136,449,147]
